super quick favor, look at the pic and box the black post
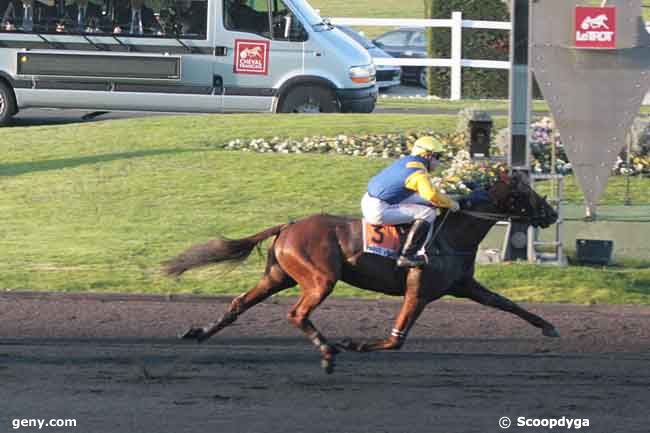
[504,0,532,261]
[508,0,530,170]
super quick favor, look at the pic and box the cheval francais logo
[575,6,616,49]
[234,39,270,75]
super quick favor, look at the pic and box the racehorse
[164,172,559,373]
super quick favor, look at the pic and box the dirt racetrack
[1,292,649,433]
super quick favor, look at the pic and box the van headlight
[349,64,376,84]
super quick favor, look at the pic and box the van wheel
[0,81,17,126]
[278,85,339,113]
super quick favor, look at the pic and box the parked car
[336,25,401,90]
[372,28,428,88]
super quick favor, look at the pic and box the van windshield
[287,0,326,27]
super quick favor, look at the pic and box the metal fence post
[450,11,463,100]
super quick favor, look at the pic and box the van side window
[224,0,270,37]
[59,0,105,34]
[167,0,207,38]
[110,0,163,36]
[224,0,305,41]
[0,0,207,38]
[1,0,62,33]
[1,0,19,31]
[270,0,305,42]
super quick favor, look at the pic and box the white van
[0,0,377,125]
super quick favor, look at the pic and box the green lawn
[311,0,423,20]
[377,98,550,112]
[1,113,649,304]
[535,175,650,206]
[377,98,650,116]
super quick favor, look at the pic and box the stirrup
[396,254,427,268]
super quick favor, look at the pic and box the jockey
[361,136,460,268]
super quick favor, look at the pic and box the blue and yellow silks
[367,155,455,208]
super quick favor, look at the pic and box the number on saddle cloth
[362,220,410,259]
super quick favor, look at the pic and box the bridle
[457,184,546,224]
[429,205,531,247]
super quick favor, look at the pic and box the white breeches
[361,193,437,225]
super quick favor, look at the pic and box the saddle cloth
[362,220,409,259]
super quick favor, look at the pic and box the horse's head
[486,172,558,228]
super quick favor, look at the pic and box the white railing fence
[330,12,511,100]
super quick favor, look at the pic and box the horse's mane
[462,188,492,207]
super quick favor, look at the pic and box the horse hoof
[335,339,354,352]
[336,339,368,352]
[179,327,204,341]
[543,327,560,338]
[322,343,339,355]
[321,358,335,374]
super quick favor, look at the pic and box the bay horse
[164,172,559,373]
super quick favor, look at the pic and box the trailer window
[0,0,207,39]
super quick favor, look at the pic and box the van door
[216,0,307,112]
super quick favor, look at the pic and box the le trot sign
[575,6,616,49]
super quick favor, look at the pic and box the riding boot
[396,219,431,268]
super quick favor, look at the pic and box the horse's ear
[511,170,533,191]
[488,180,509,204]
[512,170,532,183]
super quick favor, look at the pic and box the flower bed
[432,150,507,195]
[219,116,649,191]
[223,133,430,159]
[528,117,650,176]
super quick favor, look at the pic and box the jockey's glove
[449,200,461,212]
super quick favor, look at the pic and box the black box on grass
[576,239,613,265]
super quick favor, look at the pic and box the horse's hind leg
[286,284,338,373]
[182,259,296,342]
[454,278,559,337]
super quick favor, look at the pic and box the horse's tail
[163,224,288,277]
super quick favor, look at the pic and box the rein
[429,209,451,243]
[427,211,475,258]
[460,209,529,222]
[427,211,476,258]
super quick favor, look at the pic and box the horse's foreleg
[341,295,431,352]
[340,270,441,352]
[455,278,559,337]
[181,265,295,342]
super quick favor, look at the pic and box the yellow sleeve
[404,170,455,208]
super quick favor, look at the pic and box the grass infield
[1,113,649,304]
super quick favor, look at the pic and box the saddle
[362,220,411,259]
